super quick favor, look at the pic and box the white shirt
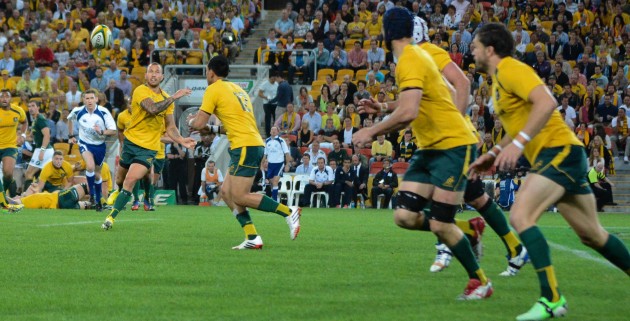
[611,115,630,129]
[201,168,224,183]
[68,105,116,145]
[309,165,334,183]
[343,128,353,145]
[306,149,327,166]
[264,135,289,163]
[260,80,278,102]
[66,90,82,108]
[557,105,577,124]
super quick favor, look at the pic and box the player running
[0,89,26,212]
[353,8,492,300]
[410,17,528,275]
[24,100,55,192]
[188,55,301,250]
[470,23,630,320]
[68,88,117,212]
[102,63,195,230]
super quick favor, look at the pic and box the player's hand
[180,137,196,149]
[38,150,44,161]
[69,137,77,144]
[494,143,523,172]
[469,153,496,179]
[352,128,374,147]
[357,97,380,114]
[173,88,192,99]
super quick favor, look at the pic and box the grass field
[1,207,628,321]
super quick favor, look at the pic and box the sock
[132,181,141,202]
[94,179,102,205]
[478,199,522,258]
[86,171,95,199]
[24,179,32,192]
[143,176,151,203]
[595,234,630,275]
[257,195,291,217]
[8,179,16,197]
[235,210,258,240]
[3,175,12,196]
[109,189,131,219]
[520,226,560,302]
[149,184,156,206]
[0,178,6,207]
[449,235,487,283]
[272,186,278,201]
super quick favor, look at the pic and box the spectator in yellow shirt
[369,134,393,167]
[364,12,383,40]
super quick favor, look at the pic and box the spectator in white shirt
[300,157,334,207]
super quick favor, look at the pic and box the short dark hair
[476,23,514,58]
[207,55,230,77]
[54,150,64,157]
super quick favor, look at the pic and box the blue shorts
[79,140,106,166]
[266,162,284,180]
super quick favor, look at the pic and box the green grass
[0,207,629,321]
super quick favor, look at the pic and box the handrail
[259,48,318,77]
[149,48,207,65]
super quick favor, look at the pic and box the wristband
[188,118,195,127]
[494,145,503,152]
[518,131,532,142]
[40,147,46,151]
[488,151,497,158]
[512,139,525,150]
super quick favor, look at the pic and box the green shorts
[531,145,592,195]
[0,147,18,160]
[404,144,475,192]
[152,158,165,174]
[57,187,80,209]
[43,182,63,193]
[120,138,157,170]
[228,146,264,177]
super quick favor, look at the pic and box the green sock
[8,179,16,197]
[109,189,132,219]
[478,199,523,257]
[236,210,258,240]
[24,179,32,192]
[143,176,151,201]
[520,226,560,302]
[449,235,483,281]
[257,195,291,217]
[0,178,6,207]
[132,181,140,202]
[596,234,630,275]
[149,184,156,205]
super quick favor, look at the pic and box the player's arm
[442,62,471,114]
[140,88,191,116]
[100,111,118,136]
[189,110,226,135]
[160,134,174,144]
[40,126,51,151]
[19,119,27,136]
[165,114,196,149]
[117,126,125,146]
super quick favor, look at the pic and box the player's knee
[469,193,490,210]
[576,227,608,248]
[393,191,429,228]
[427,201,457,224]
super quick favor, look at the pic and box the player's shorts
[404,144,475,192]
[531,145,591,195]
[29,147,54,168]
[152,158,165,174]
[464,177,485,203]
[119,138,157,170]
[43,181,63,193]
[78,140,106,166]
[57,186,80,209]
[0,147,18,160]
[266,162,284,179]
[228,146,264,177]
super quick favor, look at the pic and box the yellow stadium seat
[336,69,355,81]
[345,39,360,51]
[309,89,320,99]
[316,68,335,81]
[355,69,368,81]
[54,142,70,155]
[311,80,326,90]
[541,21,554,32]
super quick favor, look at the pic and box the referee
[264,127,292,201]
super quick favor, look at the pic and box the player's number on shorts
[233,92,252,113]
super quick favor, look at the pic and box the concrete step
[603,205,630,213]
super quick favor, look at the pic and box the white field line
[543,226,630,230]
[38,218,162,227]
[548,241,615,269]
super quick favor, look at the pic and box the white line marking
[543,226,630,230]
[548,241,615,269]
[38,218,162,227]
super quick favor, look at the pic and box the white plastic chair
[311,191,329,208]
[289,175,310,206]
[277,175,293,205]
[376,194,392,209]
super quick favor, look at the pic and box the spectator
[275,9,294,38]
[370,134,393,166]
[0,50,15,76]
[397,130,417,163]
[295,154,314,175]
[611,108,630,163]
[103,79,125,113]
[300,157,334,208]
[89,68,108,93]
[328,140,349,164]
[557,96,577,128]
[275,103,301,135]
[596,94,618,125]
[347,41,367,72]
[332,158,354,208]
[588,163,616,212]
[288,42,311,85]
[371,159,398,209]
[532,51,551,80]
[297,120,314,148]
[351,154,368,208]
[258,73,278,137]
[33,69,52,95]
[56,109,70,143]
[364,12,383,40]
[302,102,322,134]
[305,140,328,166]
[327,43,348,71]
[269,73,294,131]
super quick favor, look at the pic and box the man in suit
[103,79,125,113]
[370,159,398,209]
[351,154,368,208]
[332,158,354,208]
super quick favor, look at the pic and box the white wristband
[188,118,194,127]
[518,131,532,142]
[494,145,503,151]
[512,139,525,150]
[488,151,497,158]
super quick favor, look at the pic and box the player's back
[200,79,264,149]
[0,104,25,149]
[492,57,582,162]
[397,45,477,150]
[21,192,58,209]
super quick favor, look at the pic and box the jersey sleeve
[200,86,217,115]
[17,106,26,123]
[397,50,426,91]
[131,85,151,112]
[102,108,117,130]
[200,168,207,182]
[37,116,49,130]
[498,62,544,102]
[116,112,126,130]
[63,162,74,178]
[281,139,289,154]
[39,164,52,182]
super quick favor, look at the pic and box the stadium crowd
[0,0,623,210]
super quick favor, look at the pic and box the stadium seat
[317,68,335,80]
[605,126,613,136]
[344,39,360,51]
[355,69,368,81]
[391,162,409,175]
[321,148,331,155]
[54,142,70,155]
[540,21,553,32]
[336,69,354,81]
[311,80,326,90]
[277,175,293,205]
[289,174,310,206]
[370,161,383,174]
[359,148,372,158]
[300,147,308,154]
[309,89,321,99]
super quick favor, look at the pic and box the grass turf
[0,207,628,321]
